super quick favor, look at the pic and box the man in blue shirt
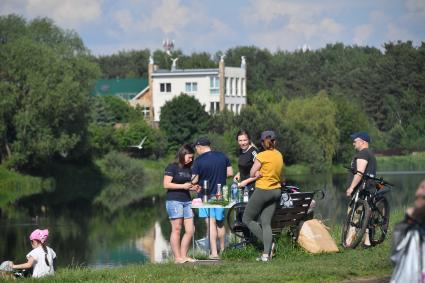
[192,137,233,259]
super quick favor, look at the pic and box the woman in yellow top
[242,130,284,262]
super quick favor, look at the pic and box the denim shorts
[166,200,194,219]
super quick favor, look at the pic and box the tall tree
[159,94,209,150]
[0,15,100,169]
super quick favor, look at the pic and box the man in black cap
[192,137,233,259]
[346,132,377,197]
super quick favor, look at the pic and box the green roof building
[92,78,148,100]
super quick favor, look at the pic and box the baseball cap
[194,137,211,146]
[350,132,370,143]
[260,130,276,141]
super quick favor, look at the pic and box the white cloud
[139,0,191,35]
[25,0,102,28]
[405,0,425,14]
[353,24,374,45]
[113,9,135,32]
[386,22,413,42]
[242,0,344,51]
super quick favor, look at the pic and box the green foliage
[95,152,146,211]
[0,15,100,169]
[95,49,150,79]
[285,91,339,171]
[159,94,209,150]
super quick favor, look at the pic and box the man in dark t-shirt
[192,137,233,259]
[346,131,377,197]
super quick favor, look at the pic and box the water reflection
[1,171,424,268]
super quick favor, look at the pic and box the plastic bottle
[231,183,238,202]
[243,188,249,202]
[223,185,229,202]
[203,180,208,203]
[216,184,222,199]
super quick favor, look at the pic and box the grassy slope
[16,211,404,283]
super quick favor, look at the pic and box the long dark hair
[175,144,195,167]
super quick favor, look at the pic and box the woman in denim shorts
[163,144,199,263]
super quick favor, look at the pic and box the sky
[1,0,424,56]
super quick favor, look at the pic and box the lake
[1,171,424,268]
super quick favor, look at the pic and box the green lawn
[10,210,403,283]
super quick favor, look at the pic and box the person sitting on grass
[11,229,56,278]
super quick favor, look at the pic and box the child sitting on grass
[10,229,56,278]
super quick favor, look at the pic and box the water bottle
[223,185,229,202]
[243,188,249,203]
[216,184,222,199]
[203,180,208,203]
[231,183,238,202]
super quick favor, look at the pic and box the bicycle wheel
[226,202,250,239]
[369,197,390,246]
[341,199,370,249]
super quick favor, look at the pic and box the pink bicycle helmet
[29,229,49,243]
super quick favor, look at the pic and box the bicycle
[341,168,394,249]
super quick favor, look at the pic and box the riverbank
[17,210,403,283]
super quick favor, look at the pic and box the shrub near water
[94,152,147,211]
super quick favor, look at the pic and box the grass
[0,166,53,207]
[377,152,425,171]
[2,210,404,283]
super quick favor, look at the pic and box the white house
[130,56,247,122]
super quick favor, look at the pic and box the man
[346,132,377,197]
[390,180,425,282]
[345,131,377,247]
[192,137,233,259]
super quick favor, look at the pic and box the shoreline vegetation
[12,210,404,283]
[1,153,424,208]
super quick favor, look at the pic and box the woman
[163,144,198,263]
[242,130,284,262]
[234,130,258,194]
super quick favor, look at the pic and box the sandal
[208,255,220,260]
[185,257,197,263]
[175,258,188,264]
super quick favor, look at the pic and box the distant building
[130,56,247,122]
[92,78,148,100]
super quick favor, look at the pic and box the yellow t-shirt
[255,149,284,190]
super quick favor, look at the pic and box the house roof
[92,78,148,100]
[152,68,219,77]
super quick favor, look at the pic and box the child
[11,229,56,278]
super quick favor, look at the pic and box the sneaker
[256,254,270,262]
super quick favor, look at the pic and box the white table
[192,202,236,257]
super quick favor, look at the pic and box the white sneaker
[256,255,270,262]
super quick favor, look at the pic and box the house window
[235,78,239,96]
[210,102,220,114]
[185,82,198,93]
[230,78,233,95]
[141,106,150,118]
[160,83,171,93]
[210,76,219,95]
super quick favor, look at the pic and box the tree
[0,15,100,169]
[159,94,209,150]
[285,91,339,171]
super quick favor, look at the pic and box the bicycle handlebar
[343,166,395,187]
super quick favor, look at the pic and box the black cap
[194,137,211,146]
[350,132,370,143]
[260,130,276,141]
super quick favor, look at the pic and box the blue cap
[350,132,370,143]
[260,130,276,141]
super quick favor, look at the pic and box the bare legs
[205,218,225,257]
[170,217,194,263]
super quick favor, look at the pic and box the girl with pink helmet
[10,228,56,278]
